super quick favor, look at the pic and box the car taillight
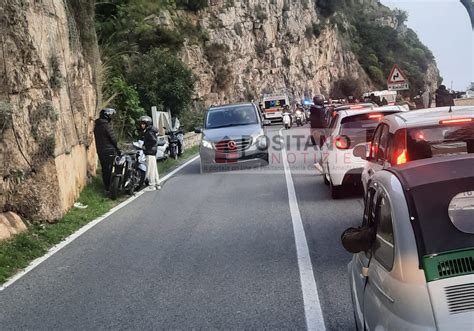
[368,114,383,119]
[335,135,350,149]
[439,118,473,125]
[349,105,364,110]
[395,149,408,165]
[390,129,408,165]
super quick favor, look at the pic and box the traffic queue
[312,100,473,329]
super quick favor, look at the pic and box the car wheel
[330,179,342,199]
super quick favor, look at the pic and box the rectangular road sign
[388,82,409,91]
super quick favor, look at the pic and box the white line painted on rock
[0,155,200,291]
[279,128,326,331]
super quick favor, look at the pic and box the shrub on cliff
[128,49,195,116]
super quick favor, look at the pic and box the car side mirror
[353,143,368,160]
[341,226,376,254]
[194,127,202,134]
[262,120,271,126]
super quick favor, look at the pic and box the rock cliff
[176,0,439,105]
[0,0,100,221]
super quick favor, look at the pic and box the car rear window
[206,105,258,129]
[406,122,474,160]
[339,112,398,147]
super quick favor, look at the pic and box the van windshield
[206,105,258,129]
[407,123,474,160]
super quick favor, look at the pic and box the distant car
[343,154,474,331]
[195,103,269,173]
[357,106,474,195]
[320,106,406,198]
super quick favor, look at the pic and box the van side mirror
[353,143,368,160]
[341,226,376,254]
[262,120,271,126]
[194,127,202,134]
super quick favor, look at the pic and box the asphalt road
[0,125,364,330]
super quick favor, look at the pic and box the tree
[129,48,195,116]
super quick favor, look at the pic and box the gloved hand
[116,149,122,156]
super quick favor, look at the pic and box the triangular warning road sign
[387,64,408,84]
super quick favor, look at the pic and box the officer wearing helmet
[94,108,119,191]
[138,115,161,191]
[310,95,326,146]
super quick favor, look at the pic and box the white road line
[0,155,200,291]
[280,128,326,331]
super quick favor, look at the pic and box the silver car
[342,154,474,330]
[195,103,269,173]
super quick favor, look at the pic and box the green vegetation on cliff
[95,0,208,139]
[322,1,437,96]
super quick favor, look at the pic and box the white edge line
[0,154,200,291]
[280,128,326,331]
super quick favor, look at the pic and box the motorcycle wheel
[173,146,178,160]
[110,176,121,200]
[138,169,146,189]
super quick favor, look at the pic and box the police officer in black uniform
[93,108,120,191]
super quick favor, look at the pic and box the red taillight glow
[368,114,383,119]
[349,105,364,110]
[396,149,408,165]
[439,118,473,125]
[335,135,350,149]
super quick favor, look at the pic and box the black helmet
[139,115,153,127]
[100,108,116,121]
[313,95,325,106]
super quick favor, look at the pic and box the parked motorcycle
[109,147,145,200]
[165,117,185,160]
[283,112,292,129]
[155,135,169,161]
[295,110,304,127]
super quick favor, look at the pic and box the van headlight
[255,135,268,150]
[201,139,213,149]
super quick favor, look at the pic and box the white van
[261,94,290,123]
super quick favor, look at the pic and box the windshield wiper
[207,123,256,129]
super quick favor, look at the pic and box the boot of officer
[94,108,120,192]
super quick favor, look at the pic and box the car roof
[382,106,474,130]
[338,105,405,118]
[387,154,474,190]
[208,102,255,111]
[384,154,474,257]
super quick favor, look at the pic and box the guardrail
[184,132,201,148]
[454,98,474,106]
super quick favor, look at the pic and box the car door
[351,186,378,329]
[364,124,389,190]
[364,189,397,330]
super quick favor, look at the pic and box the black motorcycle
[166,129,184,160]
[109,149,144,200]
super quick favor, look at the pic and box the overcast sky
[382,0,473,91]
